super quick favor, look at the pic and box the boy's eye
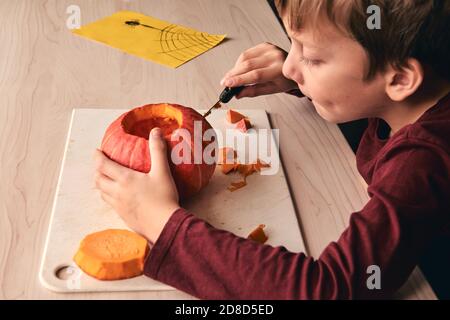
[299,56,321,66]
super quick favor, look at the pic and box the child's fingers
[235,42,274,66]
[223,66,280,88]
[95,172,117,197]
[221,44,282,86]
[94,149,128,182]
[222,57,269,83]
[148,128,172,178]
[226,48,284,81]
[100,191,116,207]
[94,172,117,196]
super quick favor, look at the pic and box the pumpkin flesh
[73,229,149,281]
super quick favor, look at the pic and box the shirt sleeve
[143,142,450,299]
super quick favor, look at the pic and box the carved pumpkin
[101,103,216,199]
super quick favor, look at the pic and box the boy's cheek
[298,65,376,122]
[307,82,356,122]
[309,59,390,121]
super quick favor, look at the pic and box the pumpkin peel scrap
[236,118,252,133]
[217,148,271,191]
[247,224,268,244]
[226,109,247,124]
[227,179,248,192]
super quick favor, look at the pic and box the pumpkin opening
[121,104,183,139]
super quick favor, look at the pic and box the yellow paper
[72,11,226,68]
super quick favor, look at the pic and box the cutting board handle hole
[55,265,78,281]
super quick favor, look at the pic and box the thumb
[149,128,171,176]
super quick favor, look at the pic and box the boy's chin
[313,101,355,124]
[313,102,341,123]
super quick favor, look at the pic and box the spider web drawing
[125,20,224,63]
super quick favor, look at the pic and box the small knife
[203,86,245,118]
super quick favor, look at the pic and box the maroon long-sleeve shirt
[144,92,450,299]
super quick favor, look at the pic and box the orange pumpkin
[101,103,217,199]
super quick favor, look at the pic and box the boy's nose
[282,60,304,86]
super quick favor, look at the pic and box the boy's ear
[384,58,424,101]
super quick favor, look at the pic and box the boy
[94,0,450,299]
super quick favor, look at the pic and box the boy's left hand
[94,128,180,244]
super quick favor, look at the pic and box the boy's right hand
[220,42,299,99]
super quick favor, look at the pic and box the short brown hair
[275,0,450,81]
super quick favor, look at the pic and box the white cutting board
[39,107,306,293]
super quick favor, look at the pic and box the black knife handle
[219,86,245,103]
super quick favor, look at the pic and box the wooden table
[0,0,436,299]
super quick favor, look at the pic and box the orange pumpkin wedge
[73,229,149,281]
[226,109,246,124]
[236,118,252,133]
[247,224,268,244]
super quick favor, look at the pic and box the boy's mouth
[303,94,312,101]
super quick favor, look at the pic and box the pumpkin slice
[73,229,149,281]
[226,109,246,124]
[248,224,268,244]
[236,118,252,133]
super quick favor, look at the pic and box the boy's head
[275,0,450,124]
